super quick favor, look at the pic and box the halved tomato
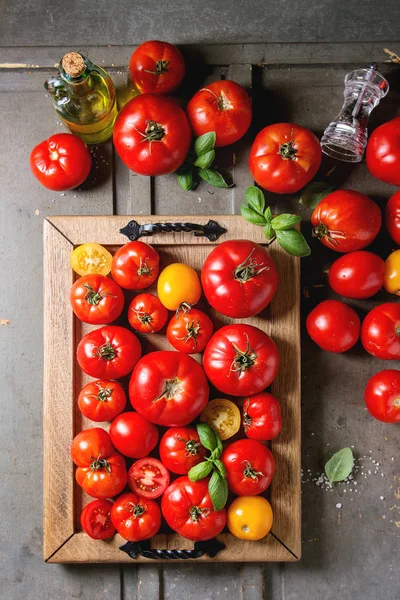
[127,458,170,499]
[70,243,113,276]
[80,499,115,540]
[200,398,241,440]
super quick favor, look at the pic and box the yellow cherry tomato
[200,398,241,440]
[70,243,112,276]
[384,249,400,295]
[157,263,201,310]
[227,496,273,541]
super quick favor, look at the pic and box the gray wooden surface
[1,2,400,598]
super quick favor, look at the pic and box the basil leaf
[299,182,334,209]
[271,214,301,231]
[188,460,213,482]
[194,150,215,169]
[245,185,265,215]
[194,132,216,156]
[198,168,231,188]
[275,229,311,257]
[241,204,266,226]
[208,470,228,511]
[325,448,354,484]
[264,206,272,222]
[177,171,195,192]
[215,432,223,458]
[264,223,275,240]
[196,423,217,452]
[213,459,226,478]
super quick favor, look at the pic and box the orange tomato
[157,263,201,310]
[227,496,273,540]
[384,249,400,295]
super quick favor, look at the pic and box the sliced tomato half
[128,458,170,499]
[80,499,115,540]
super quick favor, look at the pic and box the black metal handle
[120,538,226,560]
[119,220,227,242]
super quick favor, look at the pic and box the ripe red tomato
[76,325,141,379]
[78,380,126,422]
[128,293,168,334]
[111,241,160,290]
[221,439,275,496]
[166,308,213,353]
[109,412,158,459]
[161,477,226,541]
[70,428,114,466]
[248,123,321,194]
[243,393,282,441]
[361,303,400,360]
[111,492,161,542]
[159,426,207,474]
[113,94,191,176]
[385,191,400,245]
[30,133,91,191]
[203,324,279,397]
[364,369,400,423]
[311,190,381,253]
[128,458,170,499]
[80,499,115,540]
[70,274,124,324]
[328,251,384,299]
[129,351,209,426]
[129,40,185,94]
[187,80,252,147]
[306,300,360,353]
[201,240,278,318]
[366,116,400,186]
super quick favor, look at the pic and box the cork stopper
[61,52,85,77]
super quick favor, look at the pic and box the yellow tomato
[157,263,201,310]
[70,243,113,276]
[200,398,241,440]
[227,496,273,541]
[384,249,400,295]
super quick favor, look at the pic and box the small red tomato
[385,191,400,245]
[75,451,128,500]
[78,380,126,422]
[166,308,213,353]
[70,274,124,324]
[128,293,168,334]
[221,439,275,496]
[129,40,185,94]
[328,251,384,299]
[306,300,360,353]
[361,303,400,360]
[80,499,115,540]
[128,458,170,499]
[111,241,160,290]
[364,369,400,423]
[366,116,400,186]
[109,412,159,459]
[243,393,282,441]
[111,492,161,542]
[30,133,91,191]
[159,426,207,474]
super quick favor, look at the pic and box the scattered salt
[336,503,342,509]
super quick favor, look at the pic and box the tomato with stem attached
[78,380,126,422]
[243,392,282,441]
[306,300,360,353]
[111,241,160,290]
[361,302,400,360]
[159,426,207,475]
[128,458,170,499]
[109,412,159,459]
[364,369,400,423]
[227,496,273,541]
[221,439,275,496]
[111,492,161,541]
[128,293,168,333]
[129,40,185,94]
[70,274,124,324]
[328,251,384,299]
[385,191,400,245]
[366,116,400,186]
[81,499,116,540]
[166,308,213,353]
[157,263,202,311]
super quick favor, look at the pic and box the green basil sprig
[176,132,232,191]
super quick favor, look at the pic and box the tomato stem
[199,87,233,111]
[137,257,154,277]
[233,248,270,283]
[176,319,201,347]
[153,377,182,403]
[95,342,116,361]
[242,460,264,481]
[143,59,170,76]
[131,308,154,332]
[230,334,257,373]
[278,140,297,160]
[189,506,211,522]
[84,284,115,306]
[176,435,202,456]
[128,502,146,518]
[97,386,113,402]
[243,412,252,430]
[396,326,400,337]
[90,456,111,474]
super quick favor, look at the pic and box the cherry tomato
[203,324,279,397]
[364,369,400,423]
[166,308,213,353]
[361,303,400,360]
[221,439,275,496]
[128,458,170,499]
[70,274,124,324]
[30,133,91,191]
[243,392,282,441]
[129,351,209,426]
[248,123,322,194]
[366,116,400,186]
[78,380,126,422]
[161,476,226,541]
[384,250,400,295]
[76,325,141,379]
[187,80,252,147]
[70,243,113,277]
[129,40,185,94]
[201,240,278,318]
[109,412,158,459]
[385,191,400,245]
[70,428,114,466]
[227,496,273,541]
[157,263,202,311]
[113,94,191,176]
[328,251,384,299]
[311,190,381,253]
[111,492,161,542]
[306,300,360,353]
[159,426,207,475]
[111,241,160,290]
[80,499,115,540]
[200,398,241,440]
[128,293,168,333]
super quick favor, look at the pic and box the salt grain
[336,503,342,509]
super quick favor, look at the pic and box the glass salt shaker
[320,64,389,163]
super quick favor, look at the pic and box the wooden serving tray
[43,215,301,563]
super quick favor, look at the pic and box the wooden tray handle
[119,219,227,242]
[120,538,226,560]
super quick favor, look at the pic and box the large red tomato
[128,293,168,334]
[78,380,126,422]
[221,439,275,496]
[161,477,226,541]
[364,369,400,423]
[111,241,160,290]
[109,412,159,459]
[385,191,400,245]
[328,251,384,299]
[243,392,282,441]
[306,300,360,353]
[201,240,278,318]
[111,492,161,542]
[166,308,213,353]
[129,351,209,426]
[311,190,381,253]
[159,427,207,474]
[187,80,252,147]
[129,40,185,94]
[70,274,124,324]
[113,94,191,176]
[361,303,400,360]
[248,123,322,194]
[30,133,91,191]
[76,326,141,379]
[366,116,400,186]
[203,324,279,397]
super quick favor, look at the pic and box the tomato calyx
[233,248,270,284]
[396,326,400,337]
[176,319,201,347]
[230,334,257,373]
[312,222,346,248]
[199,87,233,111]
[95,342,117,361]
[127,501,146,518]
[189,506,211,522]
[131,308,154,332]
[84,284,115,306]
[242,460,264,481]
[153,377,182,403]
[278,140,297,160]
[143,59,170,76]
[96,386,113,402]
[137,257,154,277]
[176,434,202,456]
[243,411,252,430]
[90,457,111,474]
